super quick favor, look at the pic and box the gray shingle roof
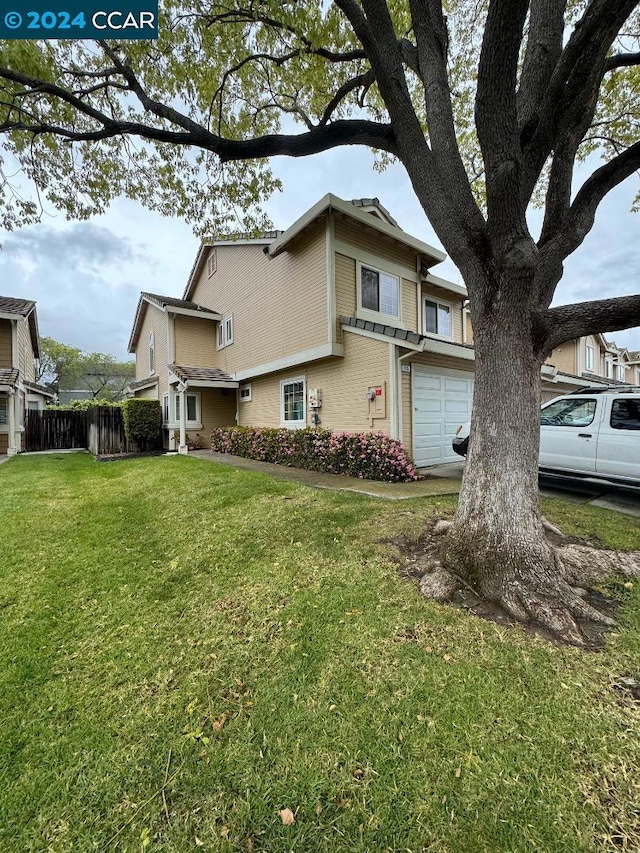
[170,364,235,383]
[339,316,424,345]
[129,376,159,390]
[141,292,218,314]
[0,296,35,316]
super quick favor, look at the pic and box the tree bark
[440,276,615,646]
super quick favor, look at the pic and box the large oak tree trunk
[436,282,619,646]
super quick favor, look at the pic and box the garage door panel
[412,365,474,467]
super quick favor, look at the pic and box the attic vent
[207,250,217,277]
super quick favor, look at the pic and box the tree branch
[475,0,531,251]
[605,51,640,71]
[541,295,640,353]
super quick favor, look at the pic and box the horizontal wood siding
[18,318,35,382]
[238,333,390,435]
[335,253,357,342]
[201,389,237,437]
[408,352,475,372]
[546,341,577,374]
[190,220,328,375]
[135,305,168,397]
[334,215,418,271]
[0,433,8,454]
[174,315,217,367]
[0,320,12,369]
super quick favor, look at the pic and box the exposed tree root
[408,517,640,649]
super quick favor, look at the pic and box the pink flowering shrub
[210,427,417,482]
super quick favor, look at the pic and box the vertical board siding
[0,320,12,369]
[0,433,8,454]
[402,279,418,332]
[335,254,357,342]
[190,221,328,375]
[174,315,218,367]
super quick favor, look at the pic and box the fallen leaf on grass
[279,808,295,826]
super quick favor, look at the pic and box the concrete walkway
[190,451,640,516]
[189,450,461,500]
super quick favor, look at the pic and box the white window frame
[617,363,626,382]
[280,376,306,429]
[148,331,155,375]
[357,263,401,322]
[217,315,234,350]
[585,344,595,371]
[423,297,454,339]
[162,393,170,425]
[605,359,613,379]
[239,383,252,402]
[207,250,217,277]
[166,391,202,428]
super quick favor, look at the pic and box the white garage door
[412,365,475,466]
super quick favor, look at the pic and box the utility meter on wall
[308,388,322,408]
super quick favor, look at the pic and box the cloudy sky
[1,145,638,362]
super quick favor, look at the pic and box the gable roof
[0,295,41,358]
[183,194,448,300]
[128,292,221,353]
[267,193,446,264]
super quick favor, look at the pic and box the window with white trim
[281,377,305,428]
[605,359,613,379]
[424,299,452,338]
[360,265,400,318]
[0,395,7,425]
[617,363,626,381]
[585,344,595,371]
[165,391,201,426]
[217,315,234,349]
[148,331,155,374]
[207,250,217,277]
[239,384,252,402]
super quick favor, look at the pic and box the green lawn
[1,453,639,852]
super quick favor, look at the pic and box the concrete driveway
[421,461,640,518]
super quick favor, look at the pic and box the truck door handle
[578,433,592,438]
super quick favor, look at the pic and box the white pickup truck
[452,389,640,486]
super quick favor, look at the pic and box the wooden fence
[86,406,138,455]
[24,406,154,455]
[24,409,87,452]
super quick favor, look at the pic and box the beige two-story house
[543,333,638,400]
[0,296,54,455]
[129,195,478,465]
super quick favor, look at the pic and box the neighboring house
[127,195,638,466]
[0,296,54,455]
[543,334,638,401]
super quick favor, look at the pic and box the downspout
[7,388,17,455]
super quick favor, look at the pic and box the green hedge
[122,399,162,450]
[210,427,417,482]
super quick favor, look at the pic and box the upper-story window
[617,363,626,382]
[207,250,217,277]
[585,344,595,371]
[148,331,155,374]
[424,298,452,338]
[605,359,613,379]
[360,265,400,319]
[217,315,233,349]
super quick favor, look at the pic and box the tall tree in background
[36,336,83,393]
[1,1,639,644]
[37,338,134,400]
